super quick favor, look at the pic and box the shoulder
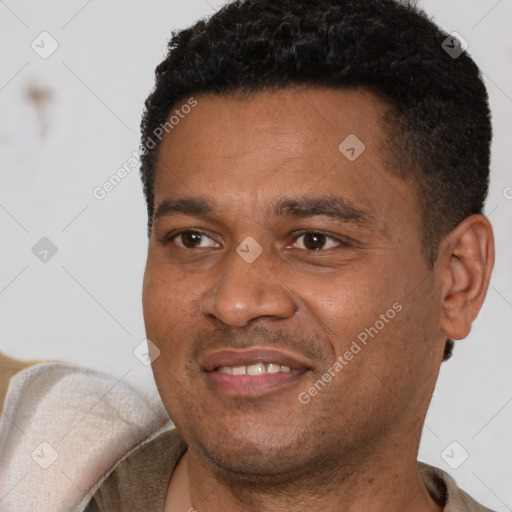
[87,428,187,512]
[418,461,497,512]
[0,359,170,511]
[0,351,45,413]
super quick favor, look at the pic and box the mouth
[200,348,312,397]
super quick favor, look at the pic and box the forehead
[156,87,391,170]
[153,87,418,231]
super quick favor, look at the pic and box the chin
[190,421,318,479]
[203,444,304,479]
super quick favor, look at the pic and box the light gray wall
[1,1,510,510]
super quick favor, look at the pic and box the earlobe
[439,215,494,340]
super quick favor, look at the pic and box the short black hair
[139,0,491,361]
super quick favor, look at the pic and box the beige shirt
[0,352,41,413]
[86,428,496,512]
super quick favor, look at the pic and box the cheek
[311,252,433,372]
[353,268,441,403]
[301,262,401,336]
[143,267,194,414]
[143,262,197,327]
[142,268,169,337]
[142,265,194,371]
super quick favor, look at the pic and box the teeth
[247,363,266,375]
[217,363,295,375]
[232,366,247,375]
[266,363,281,373]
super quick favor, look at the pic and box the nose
[199,244,297,328]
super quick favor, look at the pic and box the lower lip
[204,369,309,396]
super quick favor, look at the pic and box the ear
[438,214,495,340]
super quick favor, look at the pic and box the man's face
[143,88,446,476]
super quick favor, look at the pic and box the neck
[168,438,443,512]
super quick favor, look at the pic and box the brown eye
[168,231,218,249]
[293,232,343,251]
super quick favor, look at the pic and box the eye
[291,231,346,251]
[166,230,218,249]
[163,230,349,251]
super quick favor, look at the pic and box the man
[87,0,496,510]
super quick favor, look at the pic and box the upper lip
[200,347,312,372]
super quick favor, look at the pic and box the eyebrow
[153,195,373,227]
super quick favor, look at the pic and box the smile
[200,348,312,396]
[217,363,293,375]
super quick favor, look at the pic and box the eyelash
[162,229,350,251]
